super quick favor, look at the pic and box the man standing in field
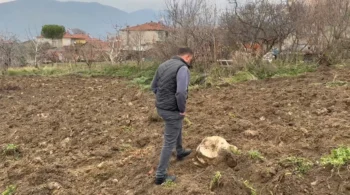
[151,47,193,185]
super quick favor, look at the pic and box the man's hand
[180,112,186,116]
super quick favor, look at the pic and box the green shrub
[326,81,348,87]
[321,146,350,168]
[163,180,176,188]
[190,72,206,85]
[229,145,241,155]
[2,185,16,195]
[3,144,19,156]
[248,150,265,161]
[224,71,257,83]
[247,60,316,79]
[246,60,277,79]
[273,63,317,78]
[243,180,257,195]
[210,171,222,191]
[5,62,158,78]
[132,76,153,86]
[280,156,314,174]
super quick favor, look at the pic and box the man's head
[177,47,194,66]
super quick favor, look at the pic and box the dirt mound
[1,67,350,194]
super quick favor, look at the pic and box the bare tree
[224,0,294,57]
[306,0,350,64]
[159,0,219,69]
[79,42,103,69]
[26,29,49,68]
[129,30,145,65]
[222,0,350,64]
[106,25,123,65]
[43,49,60,66]
[0,32,20,72]
[63,45,79,65]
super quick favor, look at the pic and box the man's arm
[151,70,159,94]
[176,66,189,113]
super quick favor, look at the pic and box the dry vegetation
[1,0,350,73]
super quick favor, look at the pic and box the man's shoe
[155,175,176,185]
[177,149,192,161]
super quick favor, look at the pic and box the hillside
[0,0,157,39]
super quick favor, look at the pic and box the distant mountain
[0,0,158,40]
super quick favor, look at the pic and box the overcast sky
[0,0,230,12]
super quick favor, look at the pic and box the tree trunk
[34,54,38,68]
[109,53,115,65]
[194,136,238,166]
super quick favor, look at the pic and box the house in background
[120,21,169,51]
[36,30,91,48]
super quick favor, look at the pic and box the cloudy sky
[0,0,230,12]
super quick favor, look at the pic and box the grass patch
[229,145,241,155]
[321,146,350,169]
[131,76,153,90]
[4,144,18,152]
[243,180,257,195]
[122,126,134,133]
[184,117,192,126]
[191,61,317,88]
[280,156,314,174]
[210,171,222,191]
[272,63,317,78]
[163,180,176,188]
[3,144,19,156]
[326,74,348,87]
[228,112,236,118]
[248,150,265,161]
[3,60,317,90]
[190,72,206,86]
[120,144,133,152]
[247,61,317,79]
[223,71,257,84]
[2,185,16,195]
[3,62,158,90]
[326,81,348,87]
[188,84,201,90]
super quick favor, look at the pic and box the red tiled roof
[63,32,90,39]
[122,22,169,31]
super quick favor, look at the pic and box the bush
[243,180,257,195]
[247,60,317,79]
[280,156,314,174]
[224,71,257,83]
[210,171,222,191]
[321,146,350,169]
[3,144,19,156]
[2,185,16,195]
[246,60,277,79]
[248,150,265,161]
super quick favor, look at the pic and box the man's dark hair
[178,47,194,56]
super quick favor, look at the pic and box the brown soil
[1,68,350,195]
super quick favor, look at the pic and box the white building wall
[120,30,167,51]
[36,37,52,45]
[62,38,72,47]
[36,37,63,48]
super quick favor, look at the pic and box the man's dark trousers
[156,108,184,178]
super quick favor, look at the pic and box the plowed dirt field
[1,67,350,195]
